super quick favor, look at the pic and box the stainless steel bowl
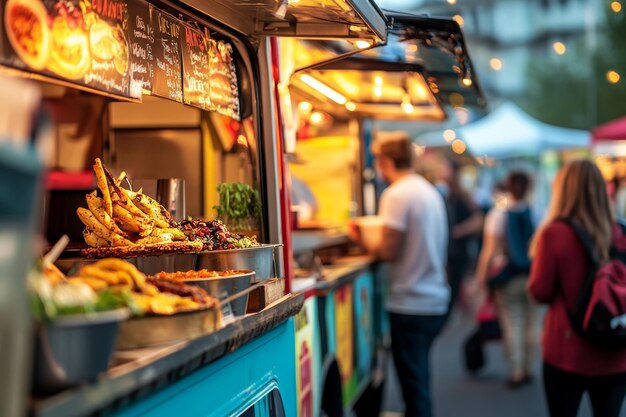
[32,308,129,394]
[183,270,255,316]
[196,244,281,280]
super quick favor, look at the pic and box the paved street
[381,311,625,417]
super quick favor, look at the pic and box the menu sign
[83,0,130,96]
[181,25,210,109]
[1,0,242,114]
[209,40,240,121]
[151,8,182,103]
[1,0,131,97]
[127,0,153,98]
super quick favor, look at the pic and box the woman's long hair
[529,160,614,262]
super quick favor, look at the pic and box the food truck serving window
[287,13,486,121]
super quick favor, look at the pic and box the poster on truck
[334,284,357,405]
[295,297,321,417]
[353,273,374,380]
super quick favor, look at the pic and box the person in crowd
[474,171,541,388]
[528,160,626,417]
[351,136,449,417]
[438,160,484,311]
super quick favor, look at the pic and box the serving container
[55,252,197,276]
[182,270,255,316]
[196,244,281,280]
[117,306,223,350]
[32,308,129,394]
[126,253,197,275]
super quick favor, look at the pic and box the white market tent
[417,102,590,158]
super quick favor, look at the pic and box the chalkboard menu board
[1,0,131,96]
[181,24,210,110]
[127,0,153,98]
[83,0,130,96]
[151,8,182,103]
[209,40,240,121]
[0,0,241,114]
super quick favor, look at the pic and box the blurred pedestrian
[352,136,449,417]
[474,171,541,388]
[528,160,626,417]
[438,160,483,311]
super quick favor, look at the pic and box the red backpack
[563,219,626,349]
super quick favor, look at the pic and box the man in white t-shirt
[353,137,449,417]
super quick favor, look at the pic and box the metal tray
[55,252,197,276]
[117,306,223,350]
[182,270,255,316]
[196,244,281,279]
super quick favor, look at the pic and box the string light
[451,139,466,154]
[443,129,456,143]
[489,58,503,71]
[611,1,622,12]
[345,101,357,111]
[553,42,567,55]
[607,70,621,84]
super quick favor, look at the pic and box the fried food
[126,190,172,228]
[150,227,186,241]
[63,258,217,315]
[93,158,113,217]
[78,158,193,251]
[77,207,134,247]
[86,191,128,238]
[113,202,153,236]
[67,276,109,291]
[136,235,170,245]
[82,229,109,248]
[104,167,150,220]
[91,258,148,292]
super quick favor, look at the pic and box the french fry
[113,203,153,237]
[116,171,127,186]
[82,229,109,248]
[136,235,170,245]
[86,192,128,238]
[151,227,186,241]
[103,167,150,220]
[77,207,134,247]
[125,190,171,228]
[93,158,113,217]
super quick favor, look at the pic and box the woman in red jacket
[528,159,626,417]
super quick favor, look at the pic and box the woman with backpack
[529,159,626,417]
[474,171,542,387]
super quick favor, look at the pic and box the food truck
[0,1,484,417]
[279,14,486,417]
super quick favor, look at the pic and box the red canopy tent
[592,116,626,142]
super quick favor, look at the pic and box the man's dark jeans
[389,312,447,417]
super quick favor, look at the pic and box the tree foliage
[522,3,626,129]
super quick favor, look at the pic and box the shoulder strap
[559,218,599,265]
[558,218,600,332]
